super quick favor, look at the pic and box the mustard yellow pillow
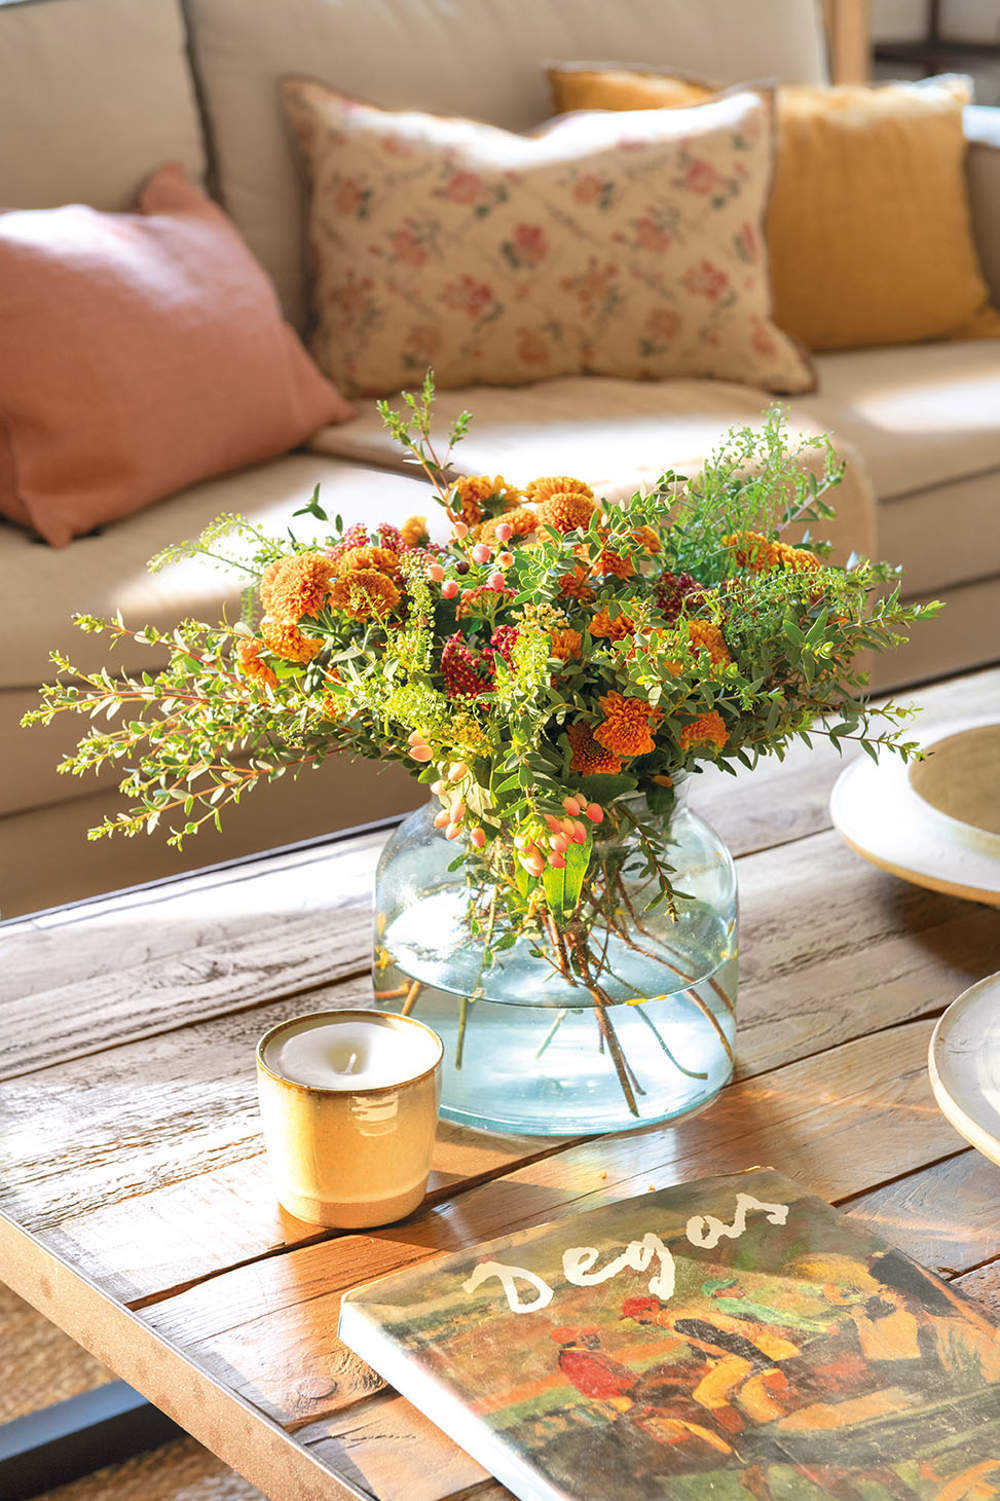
[549,65,1000,351]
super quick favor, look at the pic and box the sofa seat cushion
[802,341,1000,500]
[2,453,428,691]
[310,374,878,566]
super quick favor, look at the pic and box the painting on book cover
[344,1170,1000,1500]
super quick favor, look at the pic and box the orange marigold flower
[680,711,729,753]
[594,691,662,758]
[536,490,597,536]
[400,515,427,549]
[334,544,399,578]
[726,531,820,574]
[447,475,521,527]
[328,568,401,621]
[686,619,732,668]
[525,476,594,504]
[567,721,622,775]
[631,525,662,556]
[550,627,582,662]
[589,605,634,642]
[235,637,277,691]
[260,552,334,623]
[477,506,539,544]
[260,618,321,664]
[558,565,596,604]
[590,544,635,580]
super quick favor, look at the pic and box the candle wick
[347,1051,359,1074]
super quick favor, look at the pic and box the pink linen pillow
[0,164,354,546]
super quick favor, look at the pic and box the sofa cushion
[0,0,205,212]
[800,341,1000,499]
[0,165,353,547]
[0,454,430,691]
[183,0,827,326]
[282,79,814,399]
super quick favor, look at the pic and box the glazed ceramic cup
[256,1009,443,1229]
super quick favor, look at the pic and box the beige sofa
[2,0,999,919]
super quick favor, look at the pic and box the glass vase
[372,779,738,1137]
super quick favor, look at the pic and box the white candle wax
[263,1013,441,1091]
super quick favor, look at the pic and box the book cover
[338,1169,1000,1499]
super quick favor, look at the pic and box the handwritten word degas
[461,1193,790,1314]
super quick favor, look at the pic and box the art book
[338,1169,1000,1500]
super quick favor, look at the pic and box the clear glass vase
[372,778,738,1136]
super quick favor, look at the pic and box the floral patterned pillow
[281,79,814,399]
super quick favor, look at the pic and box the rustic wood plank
[733,830,997,1075]
[844,1149,1000,1279]
[141,1018,965,1435]
[955,1260,1000,1318]
[5,669,995,1078]
[0,1211,365,1501]
[302,1396,490,1501]
[0,830,382,1023]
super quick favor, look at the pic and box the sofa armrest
[966,105,1000,306]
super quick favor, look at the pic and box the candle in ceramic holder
[256,1010,443,1229]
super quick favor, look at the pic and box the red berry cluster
[654,570,707,624]
[441,633,496,700]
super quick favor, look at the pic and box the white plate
[930,973,1000,1165]
[829,715,1000,905]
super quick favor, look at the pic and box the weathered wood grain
[955,1260,1000,1318]
[141,1018,964,1433]
[0,832,382,1070]
[844,1148,1000,1278]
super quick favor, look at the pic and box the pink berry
[470,827,487,849]
[571,820,588,844]
[445,823,462,841]
[430,779,444,795]
[472,542,491,565]
[409,744,433,762]
[441,579,459,599]
[544,813,561,831]
[495,523,513,543]
[433,809,451,829]
[448,761,469,782]
[520,852,545,878]
[427,562,445,582]
[561,816,577,837]
[450,799,466,822]
[453,520,469,539]
[562,796,581,816]
[406,729,424,745]
[585,802,604,823]
[497,551,515,568]
[548,852,567,870]
[550,832,569,854]
[488,572,506,591]
[513,832,528,851]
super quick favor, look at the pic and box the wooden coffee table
[2,667,1000,1501]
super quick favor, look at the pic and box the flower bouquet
[28,376,938,1135]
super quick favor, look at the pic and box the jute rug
[1,1284,264,1500]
